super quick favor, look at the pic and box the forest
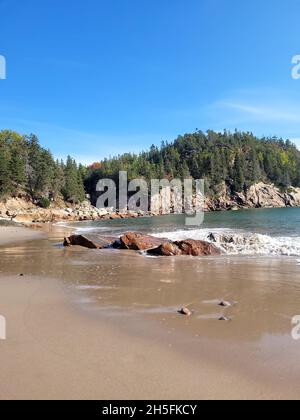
[85,130,300,200]
[0,130,86,205]
[1,129,300,207]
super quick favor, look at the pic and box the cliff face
[205,182,300,211]
[150,182,300,214]
[1,182,300,224]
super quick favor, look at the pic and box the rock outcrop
[63,234,116,249]
[147,241,182,256]
[206,182,300,211]
[118,232,165,251]
[63,232,221,257]
[143,182,300,214]
[0,197,147,225]
[148,239,221,257]
[2,182,300,225]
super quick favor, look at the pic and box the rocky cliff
[205,182,300,211]
[1,182,300,225]
[0,197,144,225]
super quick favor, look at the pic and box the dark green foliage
[85,130,300,198]
[62,156,86,203]
[232,152,245,193]
[2,128,300,205]
[38,197,51,209]
[0,130,85,203]
[0,134,11,196]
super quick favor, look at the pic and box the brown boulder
[63,234,115,249]
[147,241,182,256]
[118,232,165,251]
[148,239,221,257]
[176,239,221,256]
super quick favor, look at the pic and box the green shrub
[38,197,51,208]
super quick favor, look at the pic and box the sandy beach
[1,224,300,400]
[0,273,265,400]
[0,225,45,246]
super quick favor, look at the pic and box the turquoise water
[72,207,300,237]
[69,207,300,256]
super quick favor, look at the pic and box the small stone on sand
[218,300,236,307]
[218,315,231,321]
[178,307,192,316]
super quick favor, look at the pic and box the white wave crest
[153,229,300,256]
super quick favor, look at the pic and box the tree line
[0,130,86,205]
[85,130,300,201]
[1,129,300,207]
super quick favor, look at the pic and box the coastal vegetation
[1,129,300,207]
[85,130,300,200]
[0,130,86,203]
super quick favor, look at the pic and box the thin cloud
[202,88,300,144]
[214,100,300,123]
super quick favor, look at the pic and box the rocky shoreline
[63,231,221,257]
[1,182,300,226]
[0,197,148,226]
[204,182,300,211]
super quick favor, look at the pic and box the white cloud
[213,100,300,123]
[204,88,300,144]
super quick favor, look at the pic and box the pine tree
[9,133,26,189]
[63,156,85,203]
[232,153,245,192]
[0,137,11,196]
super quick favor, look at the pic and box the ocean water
[70,207,300,256]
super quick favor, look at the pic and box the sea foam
[153,229,300,257]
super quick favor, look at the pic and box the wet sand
[0,225,45,246]
[0,274,279,400]
[1,225,300,399]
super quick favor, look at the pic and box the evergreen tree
[232,153,245,192]
[63,156,85,203]
[0,136,11,196]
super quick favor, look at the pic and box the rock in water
[118,232,165,251]
[148,242,182,256]
[175,239,221,256]
[63,234,115,249]
[178,307,192,316]
[148,239,221,257]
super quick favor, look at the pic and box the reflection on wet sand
[1,231,300,345]
[1,223,300,397]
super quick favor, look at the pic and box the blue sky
[1,0,300,164]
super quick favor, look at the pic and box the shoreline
[1,223,300,399]
[1,180,300,226]
[1,202,300,232]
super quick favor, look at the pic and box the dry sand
[0,226,299,400]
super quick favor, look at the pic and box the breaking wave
[153,229,300,257]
